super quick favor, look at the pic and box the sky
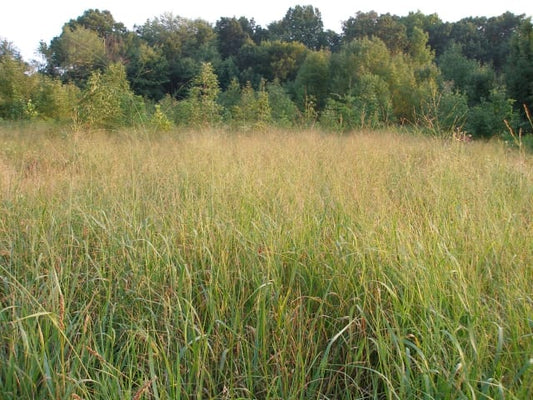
[2,0,533,61]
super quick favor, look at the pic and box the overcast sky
[2,0,533,61]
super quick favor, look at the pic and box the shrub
[267,80,300,128]
[466,86,517,137]
[230,80,272,131]
[33,77,80,122]
[76,63,147,129]
[149,104,173,132]
[186,62,222,128]
[418,84,469,136]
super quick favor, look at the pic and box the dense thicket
[1,7,533,138]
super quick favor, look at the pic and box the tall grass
[1,128,532,399]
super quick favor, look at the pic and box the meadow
[0,127,532,399]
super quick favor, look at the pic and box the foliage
[180,62,222,128]
[0,40,80,122]
[215,56,240,90]
[217,77,242,120]
[137,13,220,97]
[293,50,331,110]
[320,75,392,132]
[125,40,169,101]
[33,76,80,122]
[506,19,533,121]
[269,5,325,50]
[149,104,173,132]
[418,84,469,135]
[230,80,272,130]
[2,8,533,135]
[438,43,496,105]
[39,9,128,86]
[76,63,146,129]
[66,8,127,37]
[342,11,408,53]
[389,29,439,122]
[155,93,180,124]
[330,34,437,125]
[466,86,518,137]
[320,95,360,132]
[0,47,38,119]
[330,37,392,95]
[215,17,252,59]
[238,40,308,84]
[267,80,300,127]
[0,39,23,61]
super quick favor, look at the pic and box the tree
[125,40,169,100]
[294,50,331,110]
[66,9,126,37]
[321,30,342,52]
[466,86,517,137]
[419,83,469,135]
[448,17,489,62]
[438,43,496,106]
[269,5,325,50]
[506,19,533,118]
[330,37,392,96]
[485,12,526,71]
[374,13,408,53]
[0,39,22,61]
[185,62,222,127]
[331,32,438,124]
[265,41,308,81]
[76,63,145,129]
[0,41,38,119]
[237,42,269,86]
[67,9,127,61]
[229,80,272,130]
[0,38,80,122]
[33,76,80,122]
[217,77,242,120]
[342,12,408,53]
[40,25,107,85]
[267,80,300,127]
[342,11,380,41]
[39,9,128,86]
[399,12,450,57]
[321,74,393,132]
[215,56,240,90]
[237,40,307,84]
[137,14,220,97]
[215,17,251,59]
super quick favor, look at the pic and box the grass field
[1,127,532,399]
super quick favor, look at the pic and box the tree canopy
[1,6,531,138]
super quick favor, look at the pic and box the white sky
[2,0,533,61]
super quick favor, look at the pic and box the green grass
[1,127,532,399]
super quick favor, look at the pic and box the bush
[186,62,222,128]
[267,80,300,128]
[466,86,517,137]
[320,95,360,132]
[0,52,37,120]
[320,77,392,133]
[33,77,80,122]
[229,80,272,131]
[76,63,147,129]
[149,104,173,132]
[418,85,469,136]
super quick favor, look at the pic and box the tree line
[1,6,532,137]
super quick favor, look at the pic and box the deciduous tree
[269,5,325,50]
